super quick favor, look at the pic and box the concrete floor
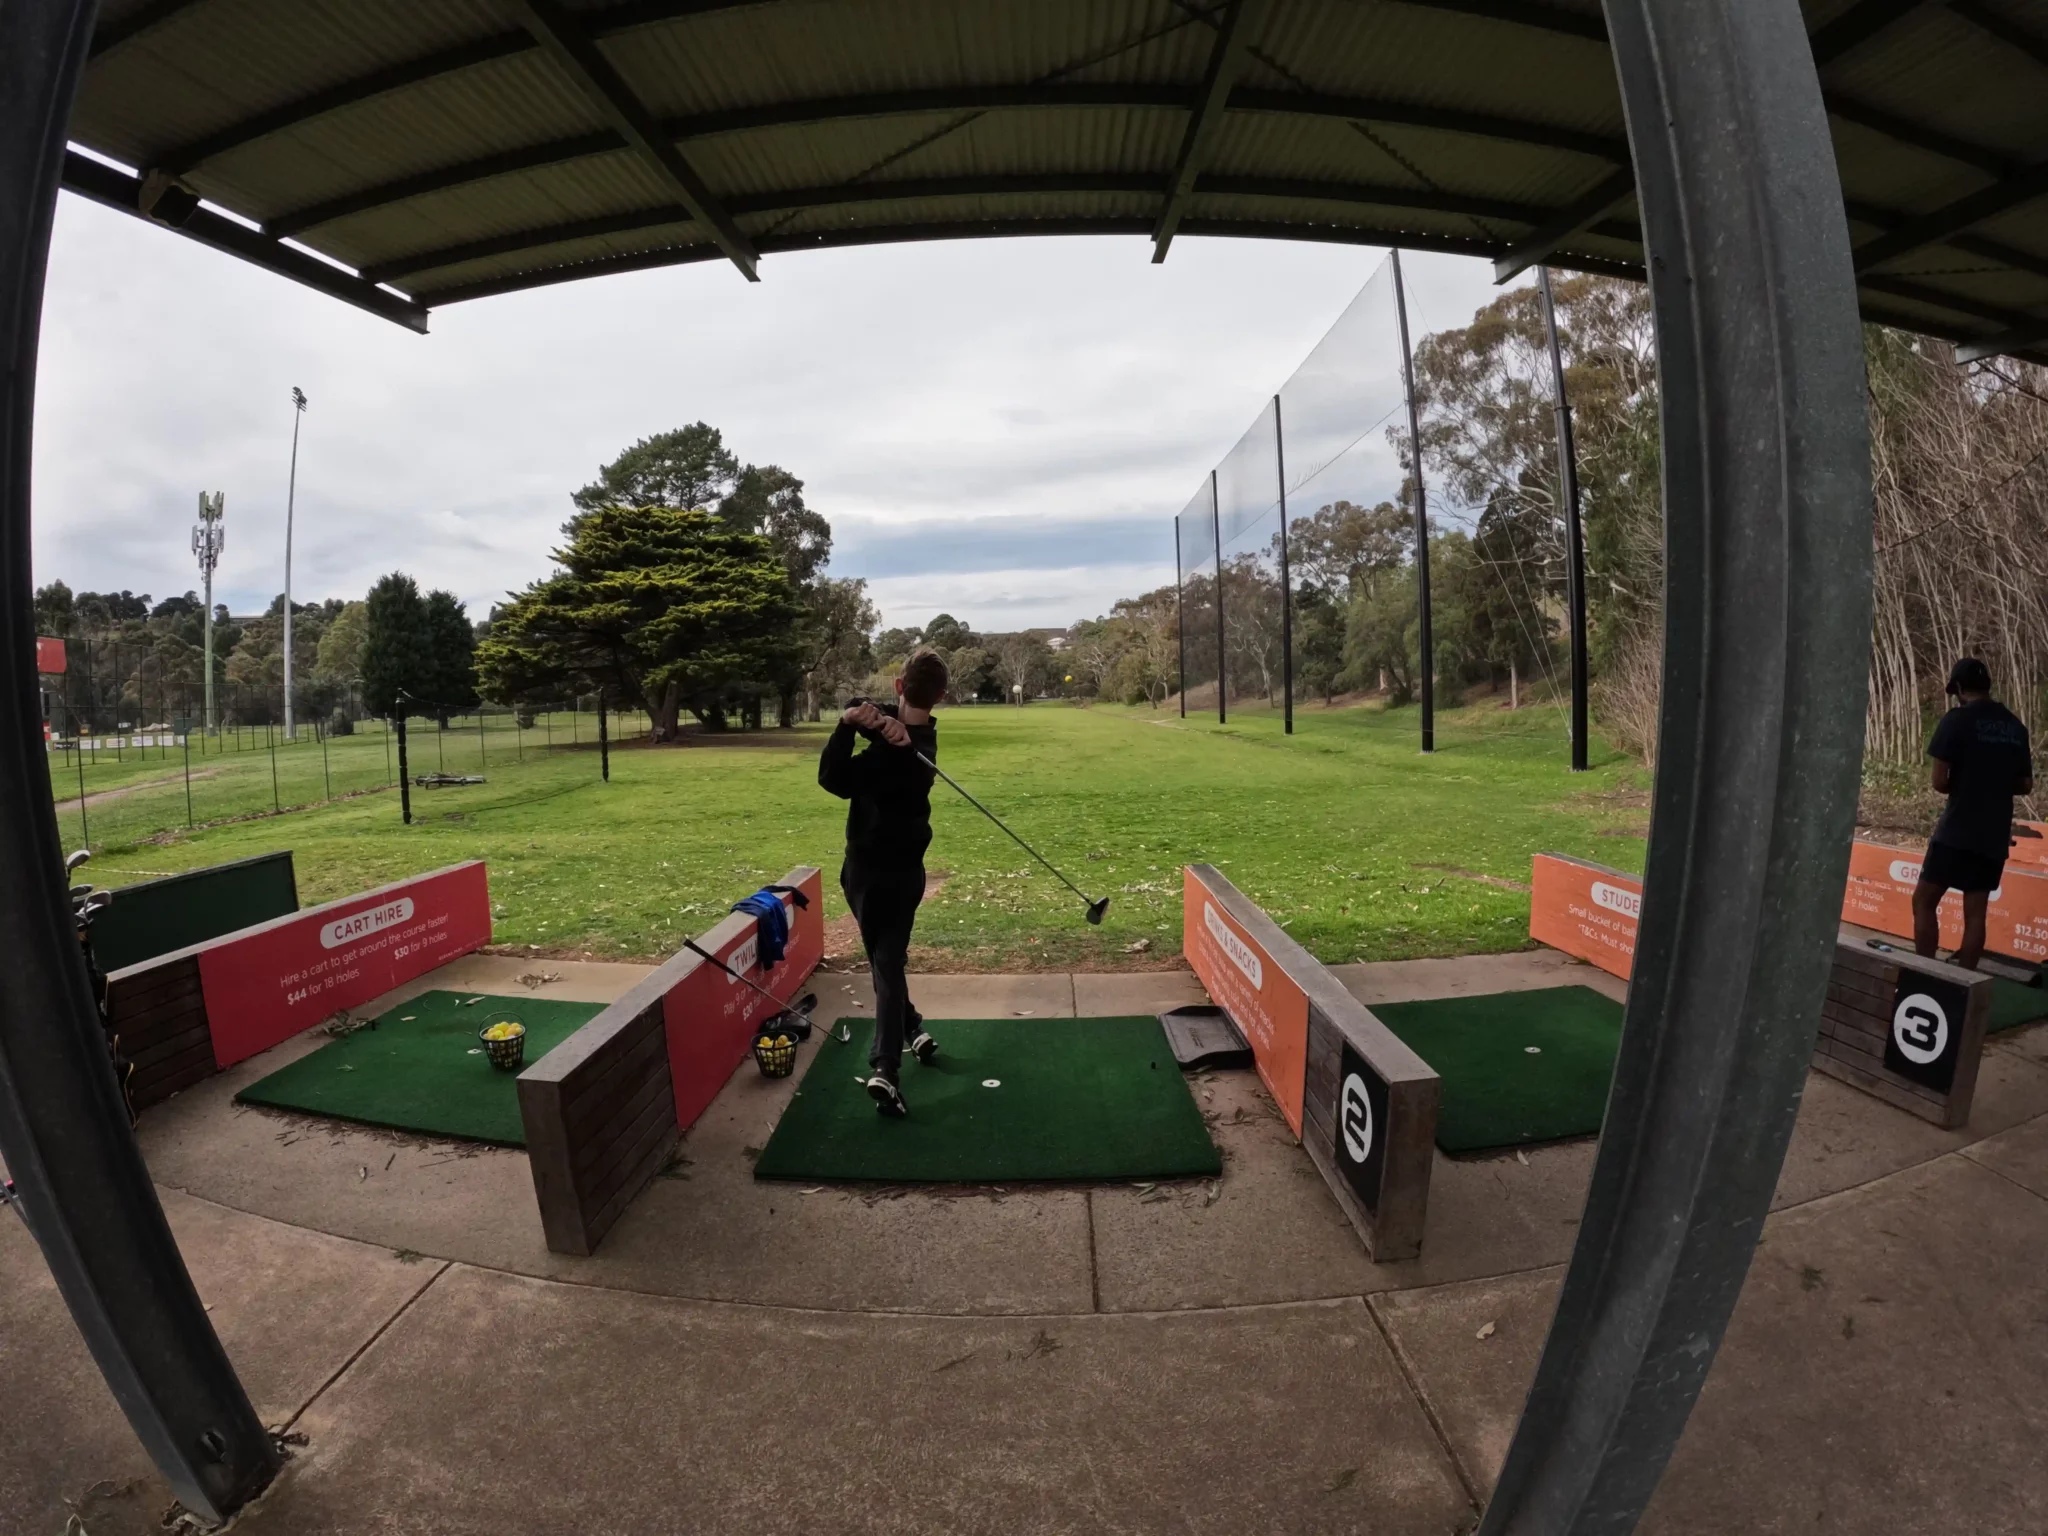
[6,951,2047,1534]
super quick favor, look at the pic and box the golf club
[915,751,1110,925]
[681,937,847,1043]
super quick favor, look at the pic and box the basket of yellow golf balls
[752,1029,797,1078]
[479,1019,528,1071]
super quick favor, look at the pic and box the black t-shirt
[1928,699,2033,860]
[817,703,938,871]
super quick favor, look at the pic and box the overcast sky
[33,193,1516,634]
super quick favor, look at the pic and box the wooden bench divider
[519,866,824,1257]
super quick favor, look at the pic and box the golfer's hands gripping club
[843,700,911,748]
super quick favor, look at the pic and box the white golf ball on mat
[982,1079,1001,1088]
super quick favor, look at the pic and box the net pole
[1392,248,1435,753]
[397,717,412,824]
[1174,518,1187,718]
[183,729,192,826]
[1540,265,1591,771]
[75,704,88,846]
[1211,469,1225,725]
[1274,393,1293,736]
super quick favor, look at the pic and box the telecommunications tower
[191,491,225,732]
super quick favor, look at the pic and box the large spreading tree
[477,505,806,736]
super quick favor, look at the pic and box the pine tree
[360,573,430,719]
[422,590,479,725]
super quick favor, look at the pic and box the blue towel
[731,889,793,967]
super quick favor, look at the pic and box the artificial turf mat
[1370,985,1626,1154]
[234,990,604,1146]
[1990,977,2048,1033]
[753,1017,1221,1184]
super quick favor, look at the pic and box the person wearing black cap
[1913,657,2034,969]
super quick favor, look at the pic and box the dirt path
[52,767,220,813]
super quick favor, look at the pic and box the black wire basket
[480,1020,528,1071]
[752,1030,797,1078]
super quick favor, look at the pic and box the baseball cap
[1946,657,1991,695]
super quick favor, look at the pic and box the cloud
[33,198,1520,629]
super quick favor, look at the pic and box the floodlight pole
[1539,265,1590,771]
[1210,469,1225,724]
[191,492,224,733]
[0,0,280,1523]
[1391,248,1433,753]
[1273,392,1293,735]
[1174,517,1187,717]
[281,386,306,741]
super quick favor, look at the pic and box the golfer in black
[819,649,949,1116]
[1914,657,2034,970]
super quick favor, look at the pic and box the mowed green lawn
[72,699,1648,970]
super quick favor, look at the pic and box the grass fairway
[73,698,1646,970]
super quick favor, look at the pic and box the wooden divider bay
[1530,851,2002,1128]
[519,866,823,1257]
[1184,865,1438,1260]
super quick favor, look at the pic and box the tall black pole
[1540,265,1591,772]
[397,716,412,824]
[1274,393,1293,736]
[0,0,280,1522]
[599,688,610,782]
[1174,517,1187,718]
[1392,248,1434,753]
[1211,469,1226,725]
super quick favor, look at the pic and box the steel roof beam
[1821,93,2014,176]
[1946,0,2048,69]
[148,1,764,177]
[1808,0,1932,65]
[1853,158,2048,270]
[419,213,1647,307]
[1492,166,1635,281]
[1380,0,1606,42]
[1954,316,2048,362]
[1858,271,2048,330]
[1152,0,1269,262]
[89,0,207,60]
[60,150,428,330]
[363,168,1616,284]
[507,0,756,279]
[268,84,1628,239]
[1844,196,2048,281]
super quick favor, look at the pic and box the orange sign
[2012,822,2048,870]
[1528,853,1639,980]
[1182,867,1309,1135]
[1841,840,2048,964]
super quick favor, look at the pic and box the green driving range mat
[1372,985,1626,1154]
[754,1017,1220,1183]
[235,990,605,1146]
[1990,977,2048,1033]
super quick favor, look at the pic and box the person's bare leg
[1911,879,1945,959]
[1954,889,1991,970]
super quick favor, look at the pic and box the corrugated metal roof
[62,0,2048,357]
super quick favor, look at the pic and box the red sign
[1183,866,1309,1135]
[1529,853,1640,980]
[36,636,66,674]
[1841,839,2048,964]
[664,869,825,1130]
[198,862,492,1067]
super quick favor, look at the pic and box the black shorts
[1920,840,2006,894]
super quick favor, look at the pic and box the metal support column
[1475,0,1871,1529]
[0,1,280,1523]
[1391,248,1433,753]
[1274,393,1293,735]
[1174,518,1187,718]
[1210,469,1225,725]
[1539,265,1591,772]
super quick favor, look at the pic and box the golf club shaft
[916,752,1096,907]
[680,938,839,1039]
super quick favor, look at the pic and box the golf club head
[1086,896,1110,926]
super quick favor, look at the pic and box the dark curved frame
[2,1,1870,1532]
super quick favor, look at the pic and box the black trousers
[841,861,925,1079]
